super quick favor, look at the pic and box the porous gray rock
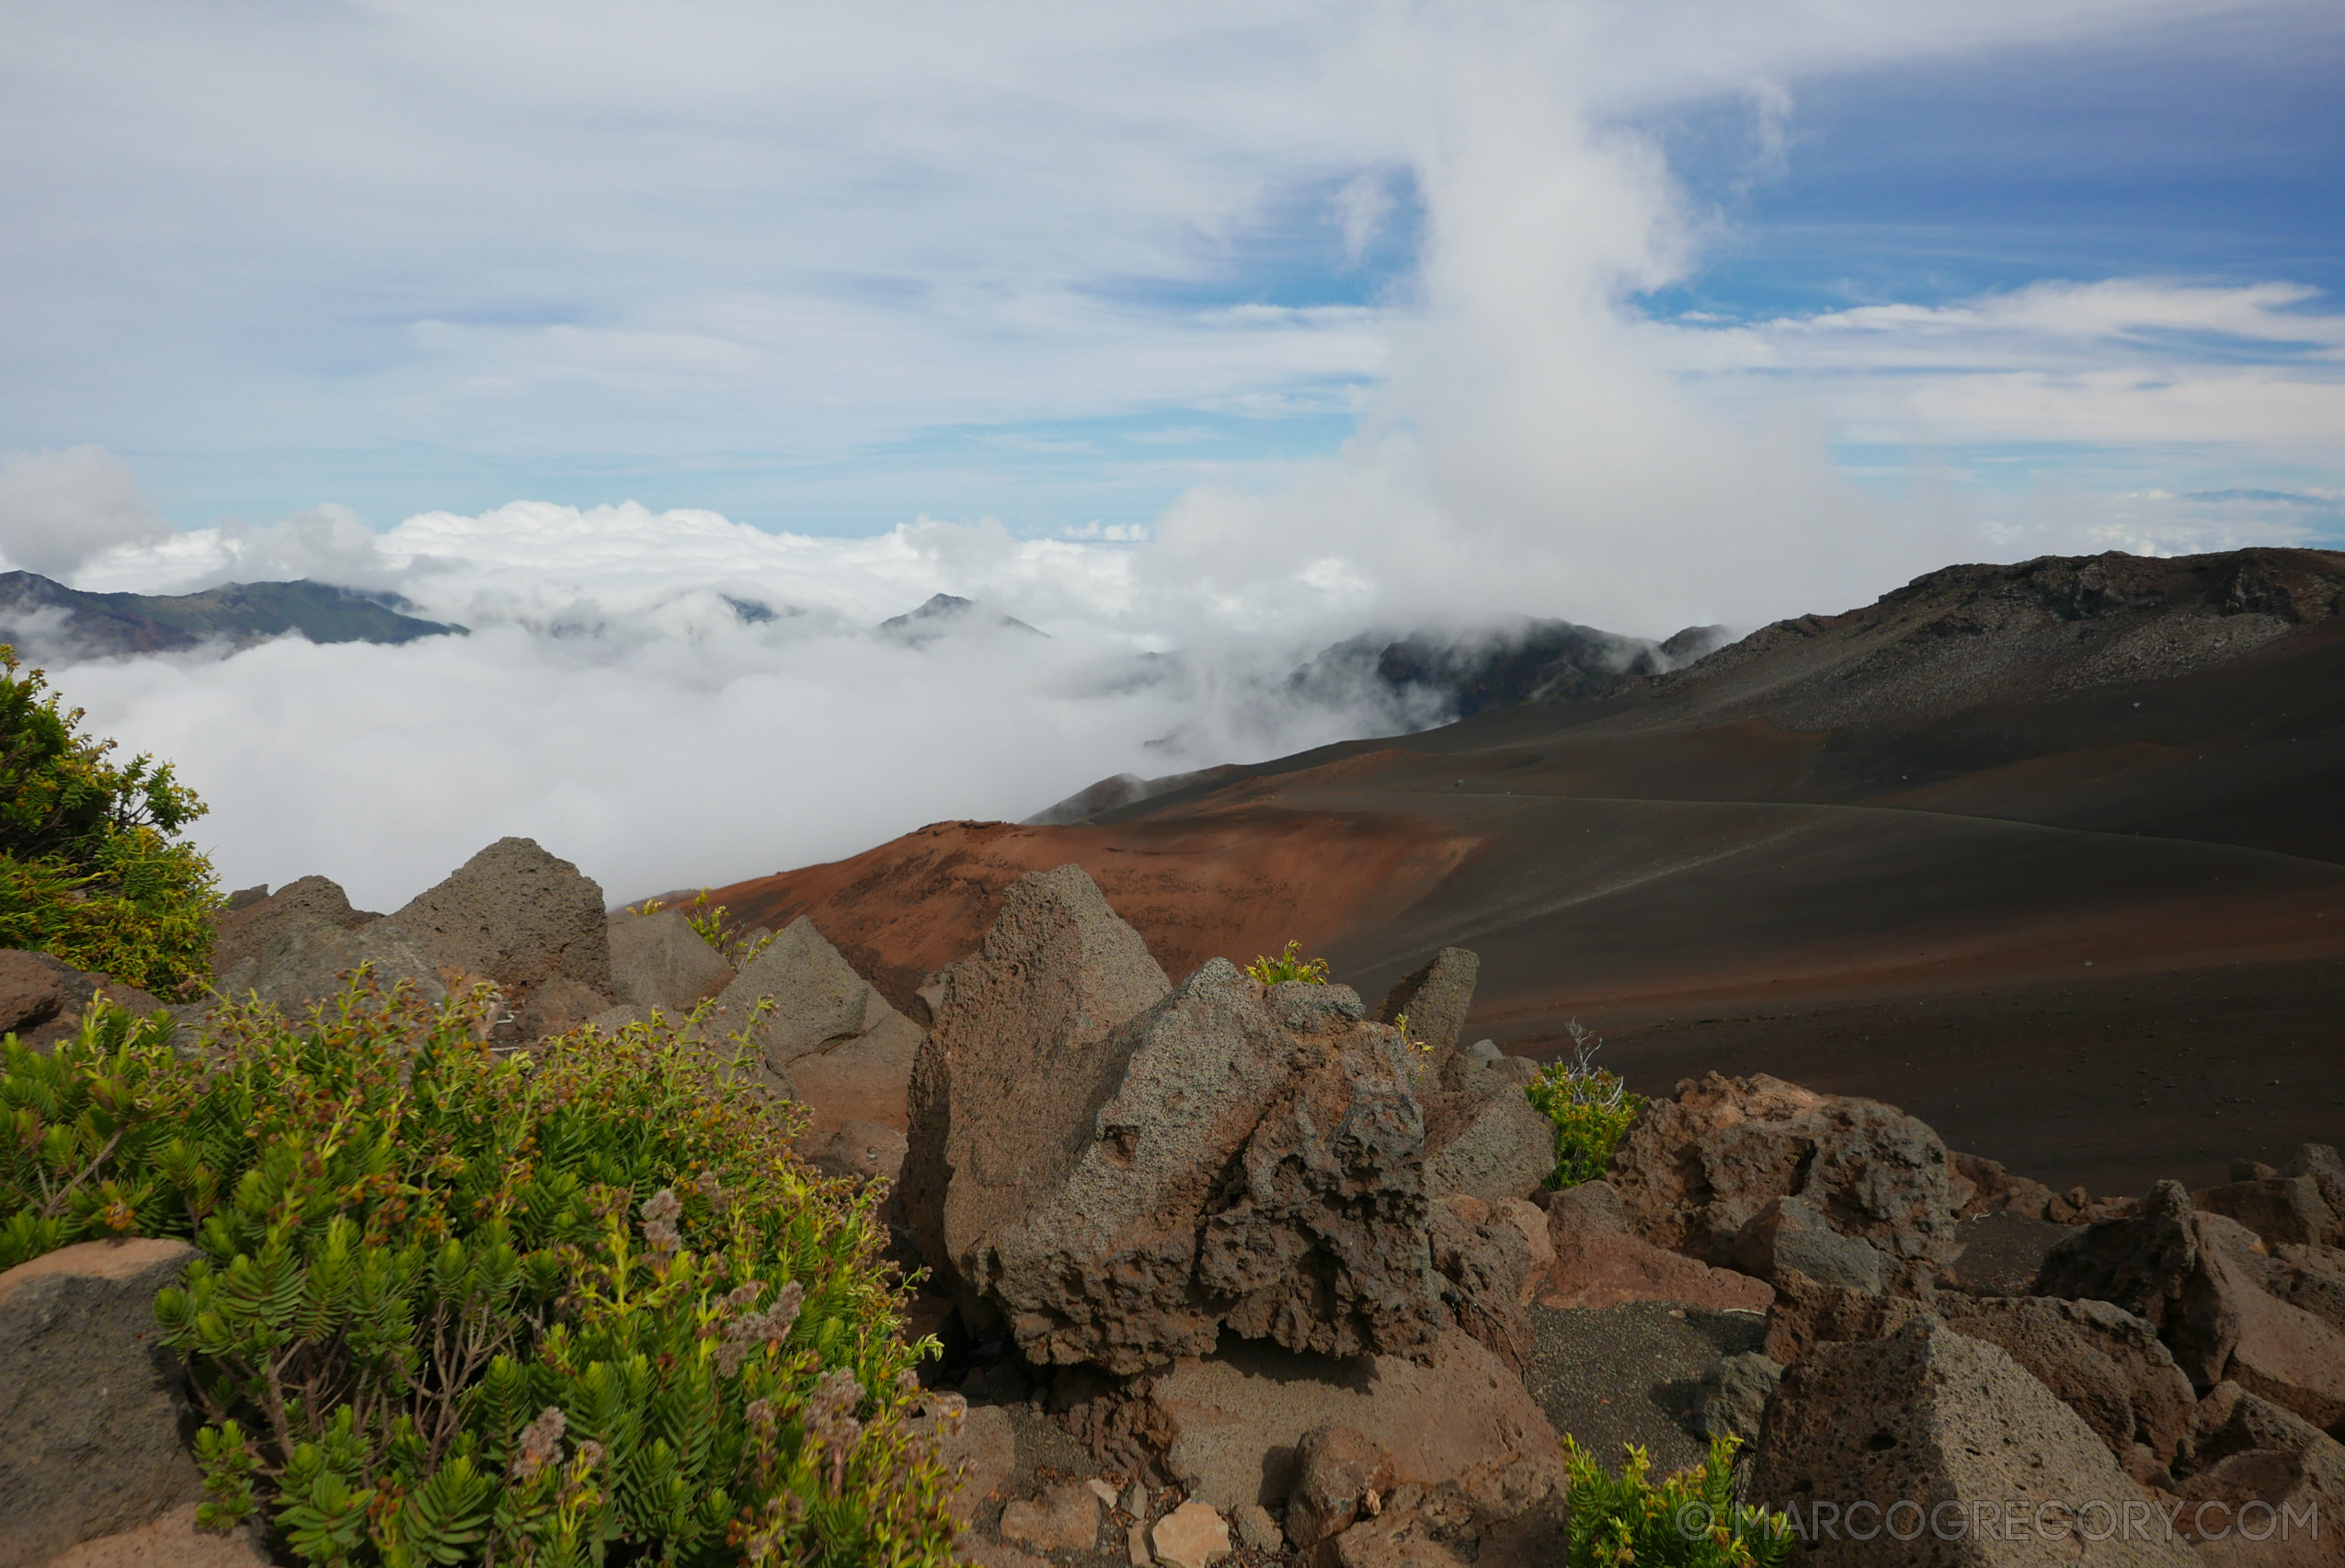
[213,921,448,1016]
[1375,947,1479,1054]
[1694,1351,1782,1445]
[1938,1297,2198,1473]
[606,909,733,1013]
[2194,1176,2334,1249]
[1733,1194,1891,1294]
[518,977,607,1038]
[384,837,612,1005]
[1746,1322,2198,1567]
[1420,1070,1554,1207]
[709,916,924,1134]
[1430,1201,1533,1370]
[208,874,374,978]
[1287,1425,1397,1549]
[1232,1501,1284,1553]
[1607,1071,1962,1294]
[0,1240,205,1568]
[902,864,1172,1329]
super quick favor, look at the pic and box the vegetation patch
[1561,1434,1792,1567]
[1243,940,1330,986]
[3,981,960,1567]
[1525,1024,1645,1189]
[0,645,218,992]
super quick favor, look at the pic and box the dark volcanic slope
[0,573,463,656]
[704,548,2345,1195]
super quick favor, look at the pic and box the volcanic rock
[2280,1144,2345,1245]
[0,1239,206,1568]
[385,837,613,1007]
[2194,1176,2334,1249]
[1287,1425,1397,1550]
[0,951,172,1053]
[208,874,375,978]
[607,909,734,1013]
[1938,1297,2198,1474]
[1541,1181,1773,1313]
[1607,1072,1962,1295]
[1733,1194,1891,1294]
[1746,1321,2198,1567]
[713,915,924,1134]
[1079,1328,1557,1516]
[1000,1482,1099,1554]
[213,921,447,1016]
[1419,1064,1554,1207]
[2037,1182,2345,1432]
[809,1119,909,1185]
[1950,1150,2059,1221]
[1150,1501,1231,1568]
[1694,1352,1783,1446]
[2174,1382,2345,1568]
[1429,1204,1534,1370]
[30,1503,270,1568]
[1375,947,1478,1054]
[1760,1267,1933,1367]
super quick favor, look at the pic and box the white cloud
[0,447,171,579]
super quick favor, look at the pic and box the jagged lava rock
[1375,947,1479,1053]
[1542,1181,1773,1312]
[1939,1297,2198,1475]
[2194,1176,2334,1249]
[1733,1194,1891,1294]
[2039,1180,2345,1430]
[712,915,922,1133]
[1419,1058,1555,1207]
[2174,1382,2345,1568]
[1607,1070,1962,1291]
[1761,1267,1932,1367]
[208,874,374,978]
[2280,1144,2345,1245]
[606,909,733,1013]
[0,1240,206,1568]
[216,922,447,1016]
[1287,1424,1397,1549]
[384,837,612,1004]
[1747,1321,2198,1567]
[0,951,170,1053]
[903,863,1172,1329]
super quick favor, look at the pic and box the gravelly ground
[1522,1299,1767,1477]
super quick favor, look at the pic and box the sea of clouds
[2,0,2335,909]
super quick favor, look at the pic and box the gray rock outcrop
[2174,1382,2345,1568]
[1375,947,1479,1054]
[2193,1176,2335,1249]
[384,837,613,1008]
[710,915,924,1134]
[1939,1296,2198,1478]
[0,1240,206,1568]
[1608,1071,1962,1296]
[1733,1194,1891,1294]
[1747,1321,2199,1567]
[607,909,734,1013]
[208,875,375,978]
[1420,1060,1555,1207]
[214,922,447,1016]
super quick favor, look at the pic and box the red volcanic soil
[694,550,2345,1196]
[702,793,1476,1014]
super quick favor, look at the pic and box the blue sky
[2,1,2340,584]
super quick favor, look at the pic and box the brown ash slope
[704,547,2345,1196]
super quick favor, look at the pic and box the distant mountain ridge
[0,573,464,658]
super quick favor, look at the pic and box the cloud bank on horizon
[1,0,2339,906]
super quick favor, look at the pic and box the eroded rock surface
[385,837,612,1008]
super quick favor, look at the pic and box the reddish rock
[1150,1501,1231,1568]
[1606,1072,1962,1293]
[1760,1267,1933,1367]
[1939,1297,2198,1472]
[2194,1176,2334,1248]
[999,1482,1100,1555]
[1287,1425,1398,1549]
[1542,1183,1773,1312]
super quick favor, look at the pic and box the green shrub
[638,888,773,967]
[1243,940,1329,986]
[0,644,218,992]
[2,979,960,1567]
[1561,1435,1793,1567]
[1523,1024,1644,1190]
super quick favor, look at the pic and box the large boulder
[383,837,613,1008]
[606,910,734,1014]
[1607,1072,1962,1296]
[1760,1267,1933,1367]
[925,950,1449,1374]
[0,1240,205,1568]
[1733,1194,1891,1294]
[208,875,374,978]
[2279,1145,2345,1246]
[1375,948,1479,1054]
[1541,1181,1773,1313]
[2193,1176,2335,1249]
[213,921,447,1017]
[1075,1328,1560,1515]
[2038,1181,2345,1432]
[1746,1322,2198,1567]
[0,951,170,1053]
[710,916,924,1134]
[1938,1297,2198,1477]
[1419,1062,1554,1207]
[2173,1383,2345,1568]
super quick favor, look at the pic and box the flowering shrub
[1244,940,1330,986]
[1561,1435,1792,1567]
[3,978,960,1566]
[1523,1024,1645,1190]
